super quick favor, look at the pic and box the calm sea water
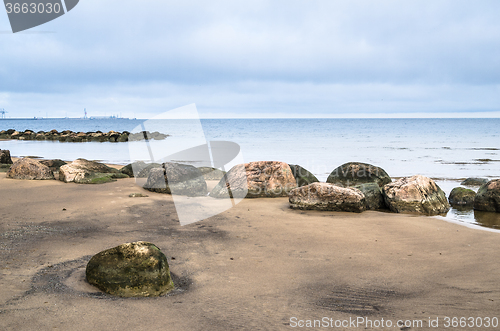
[1,118,499,230]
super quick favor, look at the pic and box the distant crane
[0,108,7,119]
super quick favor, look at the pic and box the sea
[1,118,499,230]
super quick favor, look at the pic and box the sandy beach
[1,173,500,330]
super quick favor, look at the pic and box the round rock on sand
[327,162,391,188]
[86,241,174,297]
[210,161,297,198]
[7,158,54,180]
[382,175,450,215]
[288,182,366,213]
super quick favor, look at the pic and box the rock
[144,162,208,196]
[0,129,162,142]
[39,159,67,172]
[120,161,161,178]
[353,183,386,210]
[0,164,12,172]
[0,150,13,164]
[382,175,450,215]
[327,162,392,187]
[288,182,366,213]
[288,164,319,187]
[6,158,55,180]
[461,177,489,187]
[474,179,500,212]
[59,158,127,184]
[448,187,476,206]
[198,167,226,181]
[210,161,297,198]
[86,241,174,297]
[129,193,149,197]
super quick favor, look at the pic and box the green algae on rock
[327,162,391,188]
[449,187,476,206]
[86,241,174,297]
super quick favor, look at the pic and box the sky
[0,0,499,119]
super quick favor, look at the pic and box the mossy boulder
[327,162,391,187]
[86,241,174,297]
[449,187,476,206]
[59,158,128,184]
[353,183,387,210]
[382,175,450,215]
[474,179,500,212]
[288,164,319,187]
[144,162,208,196]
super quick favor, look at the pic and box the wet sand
[1,173,500,330]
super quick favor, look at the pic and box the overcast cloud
[1,0,499,118]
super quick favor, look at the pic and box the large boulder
[327,162,391,187]
[474,179,500,212]
[120,161,161,178]
[6,158,54,180]
[0,149,13,164]
[86,241,174,297]
[448,187,476,207]
[461,177,489,187]
[210,161,297,198]
[59,158,127,184]
[288,182,366,213]
[198,167,226,181]
[144,162,207,196]
[382,175,450,215]
[288,164,319,187]
[353,183,387,210]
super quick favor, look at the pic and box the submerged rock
[0,149,13,164]
[7,158,54,180]
[210,161,297,198]
[448,187,476,206]
[86,241,174,297]
[288,182,366,213]
[461,177,489,187]
[59,158,127,184]
[288,164,319,187]
[144,162,207,196]
[474,179,500,212]
[353,182,387,210]
[382,175,450,215]
[327,162,391,187]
